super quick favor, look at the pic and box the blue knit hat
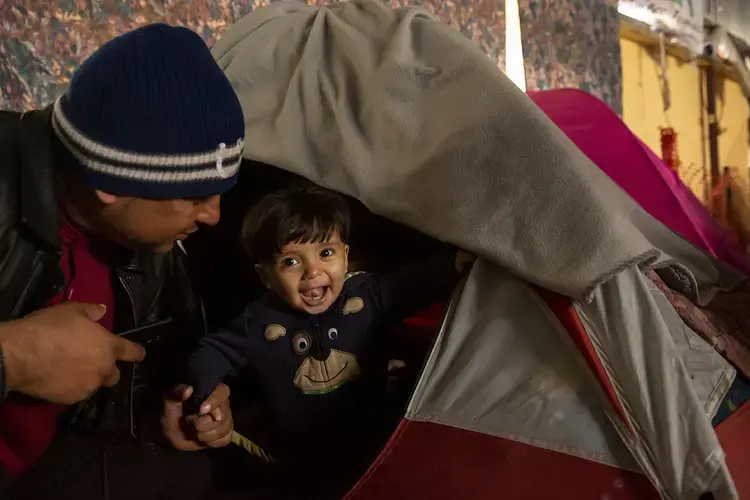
[51,24,245,199]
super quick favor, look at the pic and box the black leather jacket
[0,108,207,440]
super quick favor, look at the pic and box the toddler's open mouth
[300,286,329,306]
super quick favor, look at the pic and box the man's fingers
[181,385,193,402]
[103,367,120,388]
[165,384,193,406]
[26,301,106,321]
[199,383,230,415]
[112,336,146,363]
[76,302,108,322]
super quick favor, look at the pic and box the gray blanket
[213,0,742,301]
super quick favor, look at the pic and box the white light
[617,1,681,33]
[617,2,657,26]
[505,0,526,92]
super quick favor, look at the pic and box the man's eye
[320,248,335,258]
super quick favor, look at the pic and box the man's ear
[254,264,271,289]
[95,190,117,205]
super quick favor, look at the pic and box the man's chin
[154,240,178,254]
[110,231,179,255]
[130,240,175,255]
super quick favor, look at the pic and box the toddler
[184,186,472,470]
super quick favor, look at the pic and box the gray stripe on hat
[51,113,241,183]
[52,97,244,169]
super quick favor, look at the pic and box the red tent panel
[345,420,659,500]
[716,399,750,497]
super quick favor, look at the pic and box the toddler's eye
[281,257,298,267]
[320,248,335,258]
[292,332,312,355]
[328,328,338,340]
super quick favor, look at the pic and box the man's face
[97,193,221,253]
[258,232,349,315]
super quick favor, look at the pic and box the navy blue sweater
[184,253,460,462]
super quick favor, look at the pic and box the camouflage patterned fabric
[0,0,622,113]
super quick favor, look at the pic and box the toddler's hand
[162,383,233,451]
[455,250,476,274]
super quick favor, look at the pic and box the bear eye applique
[328,328,338,340]
[292,332,312,355]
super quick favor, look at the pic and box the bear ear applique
[342,297,364,315]
[264,324,287,341]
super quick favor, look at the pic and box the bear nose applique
[310,330,331,361]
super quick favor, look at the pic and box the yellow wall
[621,36,749,211]
[718,79,750,208]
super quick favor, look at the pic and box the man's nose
[196,195,221,226]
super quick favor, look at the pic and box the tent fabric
[406,259,637,471]
[646,281,735,419]
[345,420,661,500]
[527,89,750,276]
[407,260,735,498]
[575,267,735,498]
[648,270,750,379]
[346,292,748,499]
[213,0,740,303]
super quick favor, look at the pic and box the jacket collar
[116,248,164,275]
[19,106,60,249]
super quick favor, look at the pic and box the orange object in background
[660,127,680,172]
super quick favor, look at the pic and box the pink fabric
[528,88,750,275]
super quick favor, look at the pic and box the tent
[527,88,750,276]
[206,1,750,498]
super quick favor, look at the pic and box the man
[0,24,242,499]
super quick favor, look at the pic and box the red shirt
[0,211,116,478]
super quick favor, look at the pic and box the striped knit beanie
[51,24,245,199]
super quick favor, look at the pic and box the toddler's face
[257,231,349,315]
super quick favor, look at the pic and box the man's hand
[162,383,233,451]
[0,302,146,405]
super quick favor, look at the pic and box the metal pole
[704,44,720,188]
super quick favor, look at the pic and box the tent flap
[575,267,737,499]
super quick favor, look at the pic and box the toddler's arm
[184,313,252,407]
[365,250,475,321]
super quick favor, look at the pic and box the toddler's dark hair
[241,185,351,263]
